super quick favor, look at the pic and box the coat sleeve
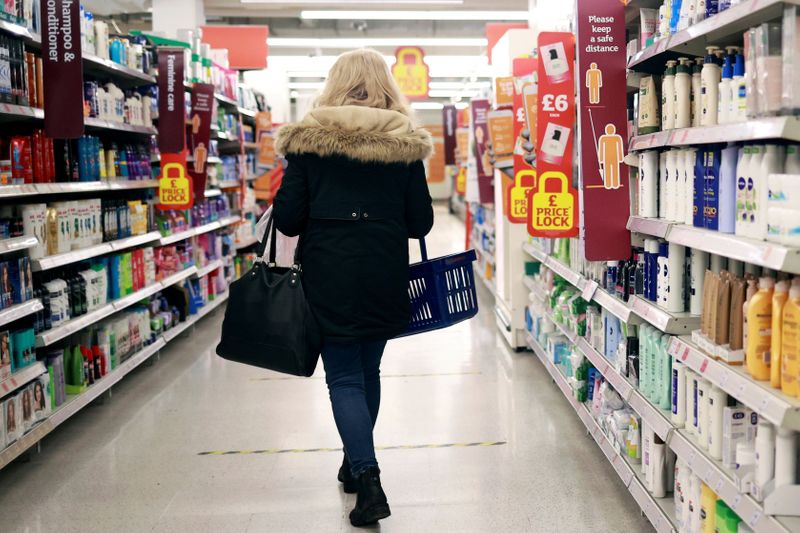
[273,156,309,237]
[405,160,434,239]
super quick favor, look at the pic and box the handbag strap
[255,213,303,268]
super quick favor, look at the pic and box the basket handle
[419,239,428,262]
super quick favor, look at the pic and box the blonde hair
[316,49,411,116]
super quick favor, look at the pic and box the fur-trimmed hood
[276,105,433,164]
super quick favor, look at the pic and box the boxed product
[21,203,47,259]
[3,395,21,446]
[20,384,33,431]
[32,375,50,422]
[8,257,32,305]
[722,407,758,469]
[0,330,11,380]
[0,261,10,308]
[11,328,35,370]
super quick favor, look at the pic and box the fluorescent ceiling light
[428,81,490,89]
[269,37,487,48]
[243,0,463,3]
[411,102,444,110]
[428,89,480,98]
[288,82,325,89]
[301,10,528,20]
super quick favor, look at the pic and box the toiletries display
[84,81,153,127]
[1,373,51,447]
[0,256,33,311]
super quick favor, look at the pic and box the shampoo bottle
[667,243,686,313]
[700,482,718,533]
[675,149,687,223]
[708,385,727,460]
[675,57,692,128]
[770,280,789,388]
[736,146,753,237]
[692,57,704,127]
[685,148,698,226]
[700,47,722,126]
[718,53,733,124]
[662,60,677,130]
[640,151,659,217]
[690,249,708,315]
[660,151,669,219]
[718,143,739,234]
[672,358,687,427]
[782,284,800,397]
[746,276,775,381]
[754,144,785,240]
[731,51,747,123]
[697,378,711,450]
[666,149,678,221]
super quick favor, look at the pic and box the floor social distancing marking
[198,441,506,456]
[250,371,482,381]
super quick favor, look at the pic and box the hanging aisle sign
[41,0,84,138]
[442,105,457,166]
[157,48,187,154]
[577,0,632,260]
[157,152,193,211]
[470,99,493,204]
[391,47,429,100]
[508,56,537,224]
[188,83,215,205]
[527,32,578,238]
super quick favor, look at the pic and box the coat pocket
[309,202,402,221]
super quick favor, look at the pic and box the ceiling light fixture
[300,10,528,20]
[269,37,487,48]
[242,0,463,4]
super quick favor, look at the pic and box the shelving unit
[628,117,800,151]
[235,235,258,250]
[0,236,38,256]
[0,299,44,328]
[628,216,800,275]
[0,180,159,199]
[31,231,161,272]
[0,362,46,397]
[195,259,223,279]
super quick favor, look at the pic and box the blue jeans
[321,339,387,478]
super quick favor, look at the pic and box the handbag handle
[255,213,303,268]
[419,238,428,262]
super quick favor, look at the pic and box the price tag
[759,396,769,413]
[731,493,742,510]
[719,371,731,388]
[748,510,762,528]
[582,280,599,301]
[699,360,709,374]
[687,450,696,468]
[682,347,690,361]
[714,478,724,494]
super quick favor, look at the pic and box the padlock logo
[157,158,194,211]
[507,169,536,224]
[392,47,429,100]
[455,166,467,195]
[527,170,578,237]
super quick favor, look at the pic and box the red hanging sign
[470,99,494,204]
[158,48,186,154]
[157,152,193,211]
[507,56,537,224]
[41,0,84,139]
[577,0,632,260]
[188,83,215,205]
[527,32,579,238]
[442,105,457,166]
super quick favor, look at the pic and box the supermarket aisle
[0,206,652,533]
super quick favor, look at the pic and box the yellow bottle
[770,280,790,388]
[699,482,718,533]
[746,277,775,381]
[782,284,800,397]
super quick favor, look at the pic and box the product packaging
[723,407,758,469]
[638,76,660,134]
[755,23,783,116]
[783,6,800,112]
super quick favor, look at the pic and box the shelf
[0,236,38,255]
[162,291,228,343]
[629,117,800,151]
[235,235,258,250]
[628,0,796,72]
[83,54,156,87]
[238,107,257,118]
[0,19,35,41]
[0,287,228,470]
[628,216,800,275]
[32,231,160,272]
[84,118,157,136]
[157,217,238,246]
[215,93,239,108]
[217,180,241,189]
[0,299,43,328]
[157,267,198,292]
[195,259,222,279]
[527,333,678,533]
[204,189,222,198]
[593,287,635,323]
[669,337,800,430]
[0,180,159,199]
[576,337,635,403]
[0,102,44,122]
[628,295,701,334]
[207,156,222,165]
[0,362,46,397]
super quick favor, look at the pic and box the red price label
[700,360,709,373]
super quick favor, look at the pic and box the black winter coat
[273,105,434,342]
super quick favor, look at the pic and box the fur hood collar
[276,105,433,164]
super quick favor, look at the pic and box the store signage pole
[576,0,632,259]
[470,99,494,204]
[527,32,579,238]
[187,83,215,204]
[41,0,84,138]
[507,56,537,224]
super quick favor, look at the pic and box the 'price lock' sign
[527,32,579,238]
[157,154,193,210]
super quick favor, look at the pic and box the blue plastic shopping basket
[397,239,479,337]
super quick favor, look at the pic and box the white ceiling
[205,0,528,17]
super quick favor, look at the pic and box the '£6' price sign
[541,94,569,113]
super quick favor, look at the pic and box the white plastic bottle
[692,58,704,127]
[675,58,692,128]
[746,145,765,237]
[701,47,722,126]
[697,378,711,450]
[736,146,753,237]
[666,149,678,221]
[684,148,697,226]
[754,144,785,240]
[786,145,800,174]
[690,249,708,315]
[730,54,747,122]
[660,151,669,219]
[718,53,733,124]
[694,0,706,23]
[672,359,687,427]
[640,151,659,217]
[755,420,775,500]
[675,148,687,222]
[708,386,726,460]
[662,60,677,130]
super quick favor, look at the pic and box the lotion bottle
[770,280,790,388]
[718,143,739,234]
[736,146,753,237]
[718,53,733,124]
[662,60,678,130]
[675,57,692,128]
[640,151,659,217]
[692,57,704,126]
[708,385,727,460]
[685,148,698,226]
[660,151,669,219]
[754,144,785,240]
[672,358,687,427]
[666,150,678,221]
[746,276,775,381]
[675,148,687,222]
[782,284,800,397]
[754,420,775,500]
[700,47,722,126]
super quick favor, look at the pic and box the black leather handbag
[216,216,321,377]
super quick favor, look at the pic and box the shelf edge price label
[157,153,194,211]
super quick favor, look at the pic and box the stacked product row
[634,144,800,243]
[0,370,50,449]
[80,7,152,76]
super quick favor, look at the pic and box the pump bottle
[700,47,722,126]
[770,280,790,388]
[746,276,775,381]
[754,144,785,240]
[674,58,692,128]
[691,57,704,127]
[782,283,800,397]
[718,53,733,124]
[662,60,677,130]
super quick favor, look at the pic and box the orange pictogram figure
[597,124,624,189]
[586,62,602,105]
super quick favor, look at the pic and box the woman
[274,48,434,527]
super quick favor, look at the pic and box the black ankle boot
[337,456,357,494]
[349,466,391,527]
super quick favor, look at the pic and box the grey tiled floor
[0,206,653,532]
